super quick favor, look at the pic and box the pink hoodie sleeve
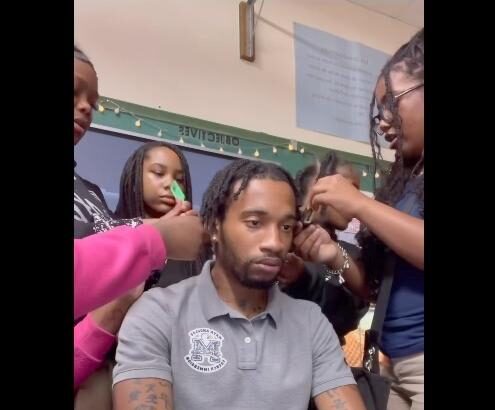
[74,314,116,389]
[74,224,166,319]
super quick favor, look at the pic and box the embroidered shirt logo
[184,328,227,373]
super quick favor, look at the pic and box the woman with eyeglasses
[298,29,424,409]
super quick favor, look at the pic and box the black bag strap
[370,252,395,336]
[371,191,418,336]
[363,252,395,373]
[363,192,418,373]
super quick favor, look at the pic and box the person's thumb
[167,200,183,217]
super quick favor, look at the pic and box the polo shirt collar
[198,260,282,327]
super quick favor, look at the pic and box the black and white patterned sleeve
[92,213,143,234]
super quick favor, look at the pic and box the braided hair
[368,28,424,208]
[115,141,198,283]
[294,163,318,204]
[294,151,340,203]
[358,28,424,291]
[200,159,300,236]
[115,141,193,219]
[294,151,347,241]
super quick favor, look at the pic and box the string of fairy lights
[96,98,308,160]
[96,98,378,179]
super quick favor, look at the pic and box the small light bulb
[98,104,105,113]
[273,146,277,154]
[157,129,162,138]
[362,170,367,177]
[238,148,243,155]
[300,147,305,154]
[201,142,205,148]
[288,143,294,151]
[219,146,224,152]
[179,137,184,143]
[135,119,141,128]
[114,107,120,115]
[375,172,380,178]
[254,149,260,157]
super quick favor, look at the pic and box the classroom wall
[75,0,419,161]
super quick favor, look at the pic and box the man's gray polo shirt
[113,261,355,410]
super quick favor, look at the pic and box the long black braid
[200,159,300,238]
[358,28,424,292]
[115,141,193,219]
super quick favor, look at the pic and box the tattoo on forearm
[159,392,171,408]
[325,391,347,410]
[123,380,172,410]
[146,393,158,404]
[129,390,141,402]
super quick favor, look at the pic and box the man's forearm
[113,378,173,410]
[315,385,366,410]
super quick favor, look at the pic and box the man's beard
[216,231,282,290]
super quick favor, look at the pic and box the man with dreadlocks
[112,159,365,410]
[304,29,424,410]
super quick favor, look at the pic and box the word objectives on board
[178,126,240,147]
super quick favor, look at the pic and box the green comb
[171,180,186,201]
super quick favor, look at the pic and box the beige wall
[75,0,419,160]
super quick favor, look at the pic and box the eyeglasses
[372,83,424,135]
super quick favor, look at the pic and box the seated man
[112,160,365,410]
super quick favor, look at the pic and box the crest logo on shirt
[184,328,227,373]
